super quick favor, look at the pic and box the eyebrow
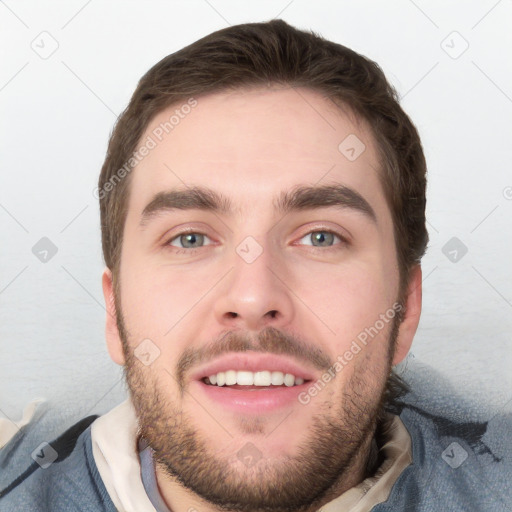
[139,184,376,228]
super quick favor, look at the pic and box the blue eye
[299,230,342,247]
[165,229,345,252]
[168,232,212,249]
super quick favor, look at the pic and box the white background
[1,0,511,424]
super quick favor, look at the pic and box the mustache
[176,326,332,388]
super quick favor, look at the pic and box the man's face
[103,86,420,512]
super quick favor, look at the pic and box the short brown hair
[98,19,428,295]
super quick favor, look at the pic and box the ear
[392,265,422,365]
[101,267,125,366]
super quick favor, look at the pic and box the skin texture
[101,86,422,512]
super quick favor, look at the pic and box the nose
[213,240,295,332]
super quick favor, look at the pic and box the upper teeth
[206,370,305,387]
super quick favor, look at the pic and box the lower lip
[192,380,310,413]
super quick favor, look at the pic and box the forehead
[126,86,388,222]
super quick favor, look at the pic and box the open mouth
[190,353,316,412]
[202,370,309,389]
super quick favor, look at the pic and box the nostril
[228,312,238,318]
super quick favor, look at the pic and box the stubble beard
[117,305,399,512]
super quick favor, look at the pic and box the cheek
[291,259,392,345]
[118,255,215,371]
[320,318,394,407]
[118,238,190,334]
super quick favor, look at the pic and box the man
[1,19,510,512]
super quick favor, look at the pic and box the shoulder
[0,403,117,511]
[374,398,512,511]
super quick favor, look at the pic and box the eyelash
[165,230,214,251]
[164,228,348,252]
[295,229,347,250]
